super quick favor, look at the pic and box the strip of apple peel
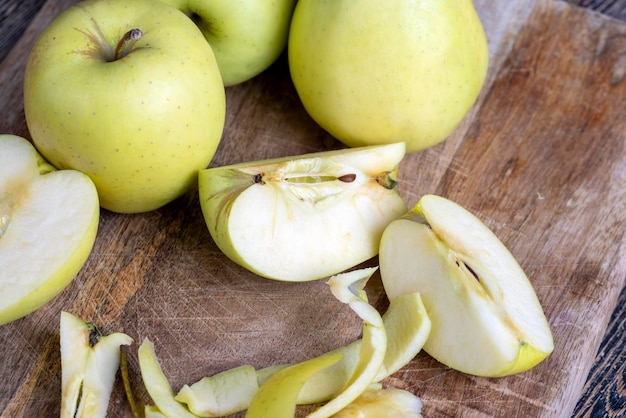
[173,275,430,414]
[245,266,387,418]
[175,365,260,417]
[138,338,201,418]
[246,353,344,418]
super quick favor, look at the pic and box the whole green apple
[24,0,226,213]
[288,0,489,153]
[160,0,297,86]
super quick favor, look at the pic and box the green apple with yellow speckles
[24,0,226,213]
[288,0,489,152]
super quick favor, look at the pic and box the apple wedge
[380,194,554,377]
[60,311,133,418]
[198,143,407,281]
[0,135,99,325]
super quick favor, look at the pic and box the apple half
[379,194,554,377]
[198,143,407,281]
[0,135,99,325]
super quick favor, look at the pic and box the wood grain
[0,0,625,417]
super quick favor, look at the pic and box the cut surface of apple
[60,311,133,418]
[380,194,554,377]
[0,135,99,325]
[198,143,407,281]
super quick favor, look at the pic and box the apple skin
[24,0,226,213]
[0,135,99,325]
[288,0,489,153]
[160,0,297,86]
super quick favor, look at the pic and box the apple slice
[60,311,133,418]
[0,135,99,325]
[198,143,407,281]
[380,194,554,377]
[175,365,259,416]
[332,387,423,418]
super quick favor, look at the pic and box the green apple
[60,311,133,418]
[0,135,99,325]
[159,0,297,86]
[198,143,407,281]
[24,0,226,214]
[379,194,554,377]
[288,0,489,153]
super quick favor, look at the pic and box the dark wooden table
[1,1,625,417]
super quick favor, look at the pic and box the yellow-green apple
[60,311,133,418]
[0,135,99,325]
[198,143,408,281]
[159,0,297,86]
[23,0,226,213]
[379,194,554,377]
[288,0,489,153]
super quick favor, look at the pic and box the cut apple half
[198,143,407,281]
[0,135,99,325]
[380,194,554,377]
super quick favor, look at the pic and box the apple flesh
[198,143,408,281]
[0,135,99,325]
[23,0,226,213]
[380,194,554,377]
[288,0,489,152]
[159,0,297,86]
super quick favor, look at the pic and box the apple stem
[114,28,143,61]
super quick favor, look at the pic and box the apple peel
[138,339,200,418]
[246,267,387,418]
[246,353,344,418]
[176,365,259,417]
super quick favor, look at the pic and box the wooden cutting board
[1,0,625,417]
